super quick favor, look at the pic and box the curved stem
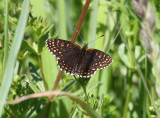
[83,86,88,102]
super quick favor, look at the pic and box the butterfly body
[74,43,88,73]
[46,39,112,78]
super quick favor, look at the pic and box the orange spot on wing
[61,43,64,47]
[99,55,102,58]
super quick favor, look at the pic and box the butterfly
[46,39,112,78]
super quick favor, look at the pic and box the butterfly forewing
[86,49,112,70]
[46,39,81,75]
[46,39,81,60]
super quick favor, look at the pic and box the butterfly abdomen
[74,44,88,74]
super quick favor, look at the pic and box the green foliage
[0,0,160,118]
[0,0,29,116]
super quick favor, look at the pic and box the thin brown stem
[71,0,91,43]
[50,0,91,101]
[49,70,64,101]
[38,55,48,91]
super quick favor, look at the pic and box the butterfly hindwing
[86,49,112,70]
[57,54,79,75]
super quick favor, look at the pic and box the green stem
[17,59,22,75]
[142,53,147,118]
[123,70,132,118]
[38,55,48,91]
[74,76,89,102]
[123,86,131,118]
[3,0,9,72]
[83,86,88,102]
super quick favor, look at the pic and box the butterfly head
[82,43,88,50]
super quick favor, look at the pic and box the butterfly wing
[85,49,112,70]
[46,39,81,60]
[75,65,97,78]
[74,48,112,78]
[46,39,81,74]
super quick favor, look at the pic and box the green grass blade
[3,0,9,72]
[0,0,30,116]
[41,47,59,90]
[91,1,109,95]
[57,0,67,39]
[88,0,98,46]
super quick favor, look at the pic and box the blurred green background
[0,0,160,117]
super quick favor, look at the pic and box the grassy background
[0,0,160,117]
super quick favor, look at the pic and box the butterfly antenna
[88,35,104,44]
[106,9,125,52]
[75,28,85,43]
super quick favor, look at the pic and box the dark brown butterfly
[46,39,112,78]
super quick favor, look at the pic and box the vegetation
[0,0,160,117]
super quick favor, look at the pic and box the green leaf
[21,40,37,54]
[26,74,41,93]
[0,0,30,116]
[38,33,48,53]
[28,62,45,92]
[135,45,141,59]
[41,47,59,90]
[30,0,46,19]
[118,43,132,68]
